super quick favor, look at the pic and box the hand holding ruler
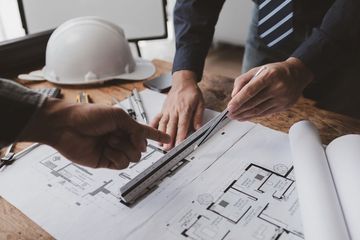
[120,109,230,204]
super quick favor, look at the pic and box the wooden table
[1,59,360,239]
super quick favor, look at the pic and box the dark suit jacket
[172,0,360,80]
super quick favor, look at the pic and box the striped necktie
[258,0,294,48]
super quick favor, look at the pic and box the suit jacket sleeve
[172,0,226,81]
[0,78,46,147]
[292,0,360,79]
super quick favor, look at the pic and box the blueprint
[0,90,305,240]
[127,124,304,240]
[37,143,165,207]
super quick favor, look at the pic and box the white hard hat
[42,16,155,85]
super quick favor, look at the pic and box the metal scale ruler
[120,109,230,203]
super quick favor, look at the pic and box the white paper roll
[326,135,360,240]
[289,121,350,240]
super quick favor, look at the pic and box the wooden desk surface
[1,59,359,239]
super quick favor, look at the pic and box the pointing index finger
[141,124,171,143]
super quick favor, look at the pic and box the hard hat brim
[112,58,156,81]
[43,58,156,85]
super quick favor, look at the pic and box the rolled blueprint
[326,135,360,240]
[289,121,350,240]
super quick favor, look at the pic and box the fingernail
[196,123,202,129]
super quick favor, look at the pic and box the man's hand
[21,99,171,170]
[227,57,313,121]
[150,70,204,150]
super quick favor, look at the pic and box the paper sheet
[326,135,360,240]
[289,121,350,240]
[127,124,304,240]
[0,89,256,240]
[117,89,217,126]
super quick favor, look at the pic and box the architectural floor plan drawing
[0,117,257,240]
[126,124,304,240]
[37,144,166,208]
[169,163,303,240]
[0,91,309,240]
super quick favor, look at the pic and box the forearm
[0,78,46,147]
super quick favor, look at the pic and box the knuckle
[232,97,241,106]
[183,106,192,115]
[272,82,286,94]
[245,86,256,97]
[150,114,162,127]
[179,119,188,127]
[268,68,278,77]
[154,113,163,121]
[167,116,178,127]
[159,115,169,125]
[234,77,243,85]
[234,75,242,82]
[278,80,286,89]
[260,75,271,85]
